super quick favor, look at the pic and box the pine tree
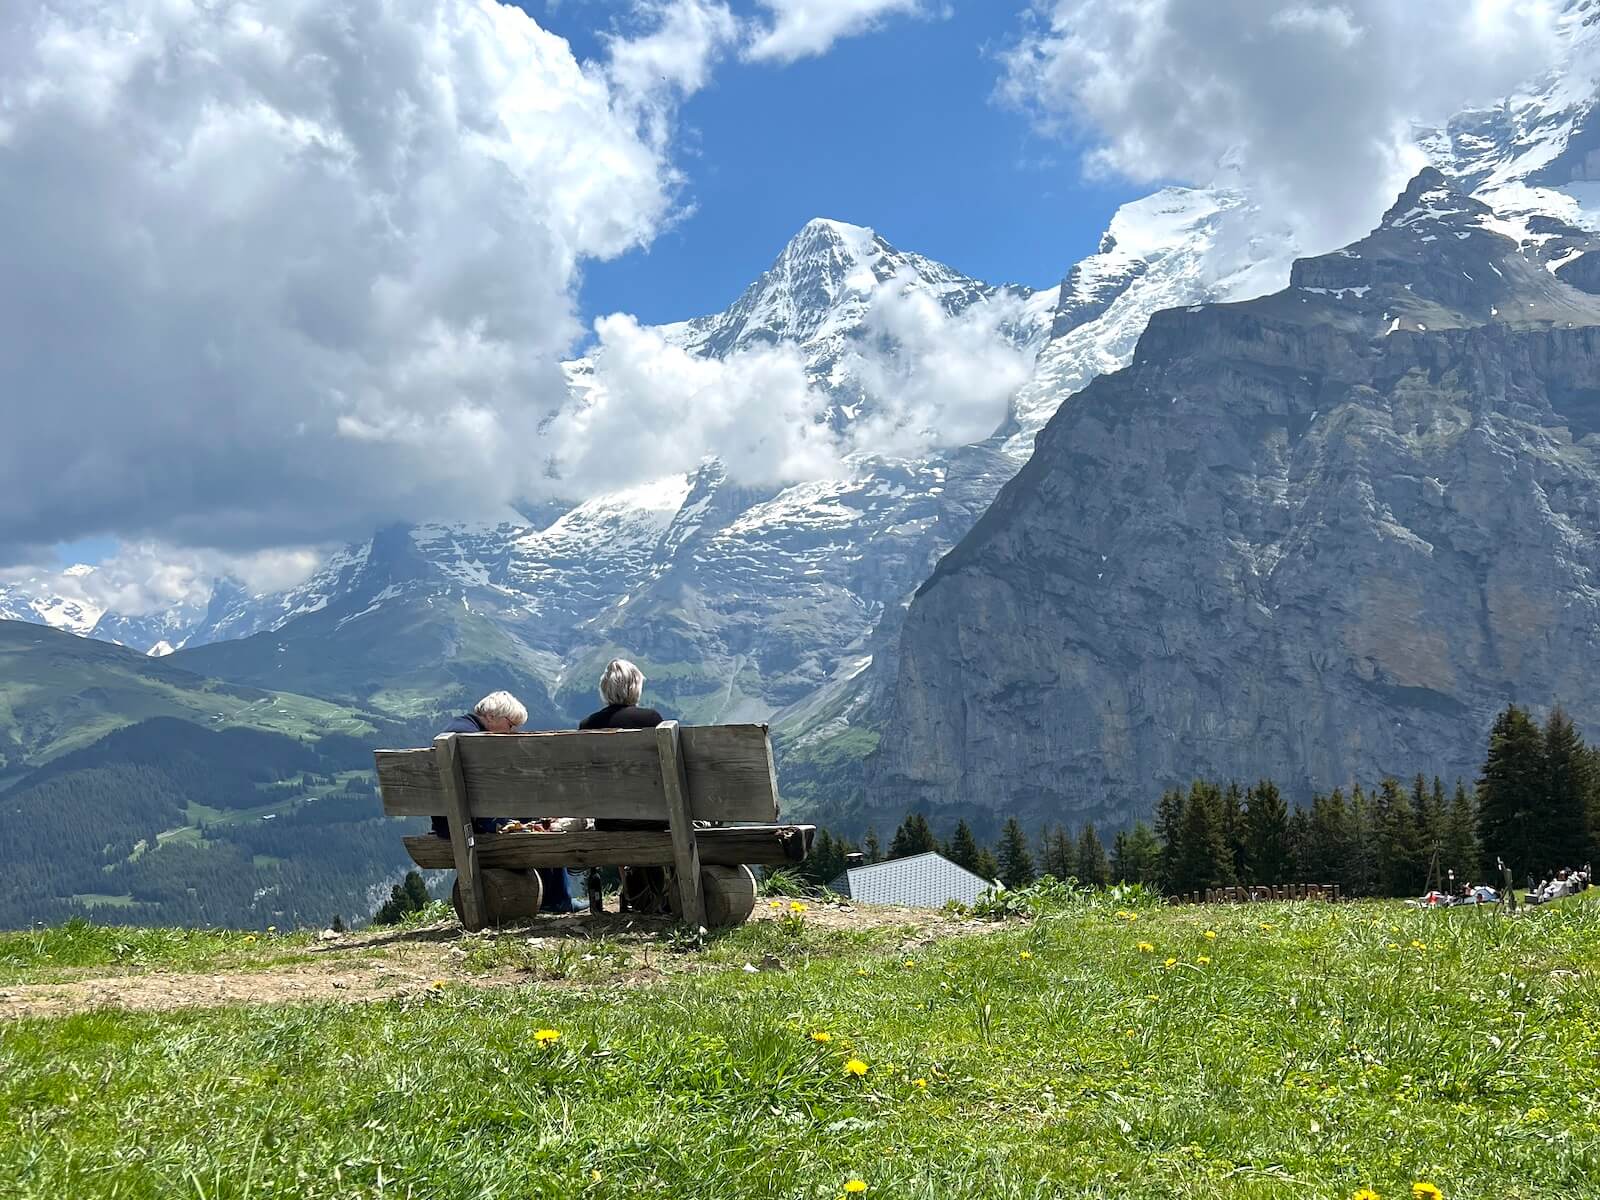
[1478,704,1548,879]
[1039,824,1076,880]
[1415,775,1446,862]
[1543,707,1591,870]
[1153,787,1186,892]
[805,830,845,885]
[973,846,1000,882]
[1172,781,1235,893]
[1120,821,1163,885]
[1442,780,1481,884]
[863,826,883,863]
[1243,779,1292,885]
[996,817,1037,888]
[889,813,938,859]
[1221,782,1248,882]
[330,914,346,933]
[402,870,429,912]
[1287,805,1313,878]
[1075,823,1110,887]
[1345,784,1380,896]
[1376,777,1425,897]
[944,820,981,873]
[1110,830,1131,882]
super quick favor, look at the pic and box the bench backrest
[374,723,780,823]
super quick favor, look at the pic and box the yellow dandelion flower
[903,959,916,969]
[844,1058,869,1076]
[429,979,448,990]
[1259,922,1275,930]
[1126,912,1139,921]
[1203,930,1217,940]
[1137,941,1155,953]
[1411,1184,1443,1200]
[811,1031,833,1043]
[769,900,782,908]
[1124,1028,1137,1038]
[856,967,869,977]
[1410,940,1427,950]
[1163,957,1177,968]
[591,1170,603,1183]
[1114,909,1132,919]
[1196,955,1211,965]
[1019,951,1033,960]
[1145,993,1159,1001]
[913,1077,928,1088]
[1387,942,1401,951]
[844,1182,868,1194]
[1351,1190,1382,1200]
[534,1028,562,1046]
[789,901,808,913]
[242,934,257,944]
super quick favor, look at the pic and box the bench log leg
[435,734,487,931]
[656,721,707,929]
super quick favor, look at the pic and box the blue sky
[528,1,1145,328]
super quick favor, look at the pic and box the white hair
[599,659,645,707]
[472,690,527,727]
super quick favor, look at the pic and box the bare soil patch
[0,902,991,1021]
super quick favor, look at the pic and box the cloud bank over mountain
[0,0,729,565]
[998,0,1567,252]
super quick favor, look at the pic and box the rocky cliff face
[872,171,1600,827]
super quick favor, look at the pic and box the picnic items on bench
[375,721,813,930]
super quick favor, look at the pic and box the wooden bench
[374,721,814,930]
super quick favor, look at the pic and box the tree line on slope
[800,704,1598,898]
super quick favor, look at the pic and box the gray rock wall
[872,174,1600,828]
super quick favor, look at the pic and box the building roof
[827,851,992,909]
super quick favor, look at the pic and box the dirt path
[0,903,990,1021]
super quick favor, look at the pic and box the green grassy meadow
[4,896,1599,1199]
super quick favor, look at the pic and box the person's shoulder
[578,707,613,730]
[636,707,666,725]
[440,714,480,734]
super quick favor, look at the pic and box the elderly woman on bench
[580,659,672,913]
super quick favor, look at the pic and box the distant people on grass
[430,690,582,914]
[1527,866,1591,905]
[580,658,672,914]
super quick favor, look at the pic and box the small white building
[827,851,992,908]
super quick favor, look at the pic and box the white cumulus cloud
[0,0,729,565]
[745,0,930,63]
[998,0,1567,252]
[558,272,1035,488]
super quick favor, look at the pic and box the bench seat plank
[375,724,780,822]
[402,825,815,870]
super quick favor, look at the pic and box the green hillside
[0,621,375,775]
[0,622,418,930]
[171,604,567,728]
[3,892,1597,1198]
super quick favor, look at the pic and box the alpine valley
[10,6,1600,925]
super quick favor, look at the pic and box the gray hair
[599,658,644,707]
[472,690,528,727]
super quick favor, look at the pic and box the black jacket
[578,704,665,730]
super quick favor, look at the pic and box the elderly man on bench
[429,690,582,913]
